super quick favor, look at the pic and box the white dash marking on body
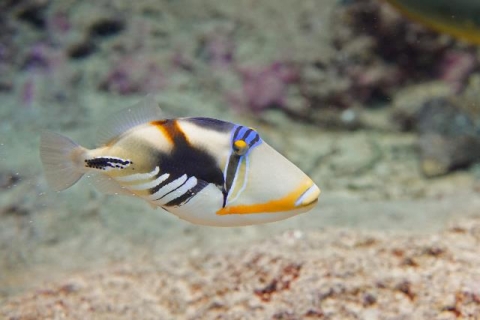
[129,173,170,191]
[147,174,188,201]
[116,166,160,182]
[159,177,197,204]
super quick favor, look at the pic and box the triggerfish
[40,96,320,227]
[383,0,480,44]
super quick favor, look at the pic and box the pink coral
[100,56,166,95]
[229,62,299,113]
[204,34,234,68]
[438,50,477,93]
[20,43,69,107]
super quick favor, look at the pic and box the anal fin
[90,174,135,196]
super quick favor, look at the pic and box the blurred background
[1,0,480,313]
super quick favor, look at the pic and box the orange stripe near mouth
[216,179,314,215]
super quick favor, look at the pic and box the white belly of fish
[165,184,303,227]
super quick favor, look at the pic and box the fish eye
[233,139,249,156]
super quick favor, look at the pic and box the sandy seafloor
[1,0,480,319]
[1,91,480,319]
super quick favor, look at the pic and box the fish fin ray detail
[96,94,166,145]
[40,131,85,191]
[89,174,134,196]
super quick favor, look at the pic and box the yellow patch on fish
[384,0,480,44]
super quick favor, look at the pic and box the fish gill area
[0,0,480,319]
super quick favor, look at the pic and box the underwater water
[1,0,480,318]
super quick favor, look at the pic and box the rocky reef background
[1,0,480,318]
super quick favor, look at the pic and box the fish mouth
[295,183,321,208]
[216,179,320,215]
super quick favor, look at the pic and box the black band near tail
[85,157,131,170]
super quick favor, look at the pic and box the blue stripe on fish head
[231,125,262,156]
[223,125,263,203]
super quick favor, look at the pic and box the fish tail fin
[39,131,86,191]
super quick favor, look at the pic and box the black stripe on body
[224,155,241,196]
[149,173,176,197]
[164,179,209,207]
[148,119,226,205]
[223,127,247,201]
[154,176,189,201]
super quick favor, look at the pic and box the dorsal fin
[96,94,166,145]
